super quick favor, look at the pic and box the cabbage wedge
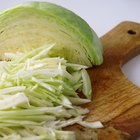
[0,1,103,66]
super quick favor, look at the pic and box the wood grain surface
[81,21,140,139]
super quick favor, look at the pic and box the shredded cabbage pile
[0,44,103,140]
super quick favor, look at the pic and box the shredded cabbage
[0,44,103,140]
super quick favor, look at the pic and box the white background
[0,1,140,137]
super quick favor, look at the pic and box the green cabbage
[0,2,104,139]
[0,1,103,66]
[0,44,103,140]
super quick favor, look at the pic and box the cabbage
[0,1,103,66]
[0,44,103,139]
[0,2,104,139]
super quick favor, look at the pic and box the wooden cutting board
[68,21,140,140]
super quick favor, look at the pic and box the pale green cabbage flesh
[0,44,103,140]
[0,2,104,139]
[0,1,103,66]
